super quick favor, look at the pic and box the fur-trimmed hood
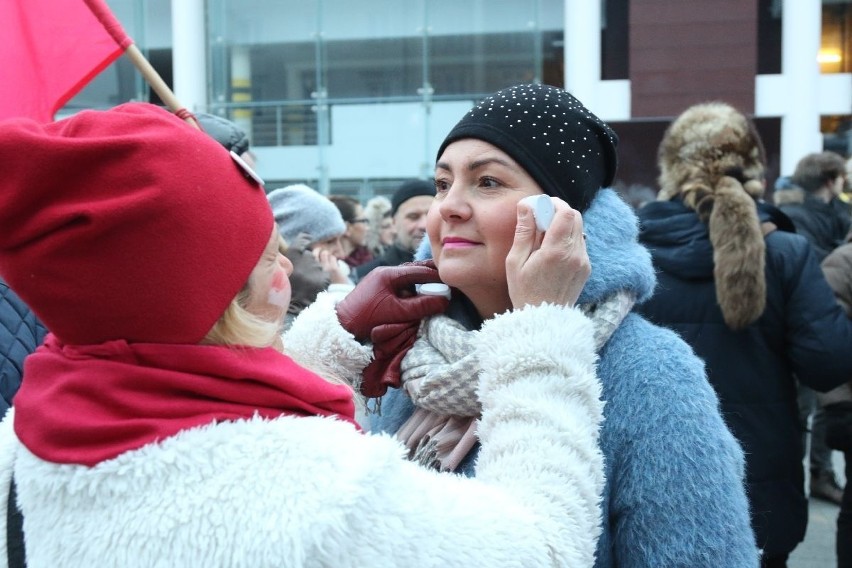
[653,102,768,330]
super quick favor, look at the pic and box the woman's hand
[505,196,590,309]
[313,248,349,285]
[336,261,450,397]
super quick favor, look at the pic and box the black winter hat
[436,83,618,211]
[391,179,436,216]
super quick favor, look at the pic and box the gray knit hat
[267,184,346,245]
[437,83,618,212]
[196,113,250,156]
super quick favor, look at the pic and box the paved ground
[789,450,846,568]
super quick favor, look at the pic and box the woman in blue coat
[371,85,759,567]
[636,102,852,567]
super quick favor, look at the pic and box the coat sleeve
[331,303,604,568]
[821,242,852,316]
[282,291,373,388]
[772,233,852,391]
[602,318,759,567]
[5,305,604,567]
[0,282,46,415]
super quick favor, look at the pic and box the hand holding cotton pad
[415,282,452,299]
[520,194,555,232]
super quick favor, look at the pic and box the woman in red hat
[0,102,603,567]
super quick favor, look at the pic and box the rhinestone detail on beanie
[437,83,618,211]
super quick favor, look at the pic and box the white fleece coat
[0,293,603,568]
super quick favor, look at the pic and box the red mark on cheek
[272,271,286,290]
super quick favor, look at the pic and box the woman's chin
[435,263,471,292]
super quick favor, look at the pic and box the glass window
[60,0,171,115]
[820,0,852,74]
[758,0,782,74]
[321,0,425,99]
[67,0,567,194]
[823,115,852,156]
[425,0,561,96]
[601,0,629,80]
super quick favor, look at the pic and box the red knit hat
[0,103,273,345]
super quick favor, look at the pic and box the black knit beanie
[436,83,618,211]
[391,178,436,216]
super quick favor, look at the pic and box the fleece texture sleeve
[2,304,605,568]
[283,290,373,387]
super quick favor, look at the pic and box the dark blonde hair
[203,285,282,348]
[203,258,361,407]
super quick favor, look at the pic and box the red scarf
[343,246,374,269]
[13,334,358,466]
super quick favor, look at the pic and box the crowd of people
[0,82,850,567]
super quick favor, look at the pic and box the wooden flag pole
[122,44,198,128]
[82,0,198,128]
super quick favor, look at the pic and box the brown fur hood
[657,102,767,330]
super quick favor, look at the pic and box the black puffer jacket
[775,189,849,261]
[1,279,47,416]
[636,199,852,557]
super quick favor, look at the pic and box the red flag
[0,0,133,122]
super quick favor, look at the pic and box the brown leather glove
[336,261,449,397]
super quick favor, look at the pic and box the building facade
[68,0,852,201]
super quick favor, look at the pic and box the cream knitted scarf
[396,291,636,471]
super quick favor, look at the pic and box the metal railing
[207,93,489,147]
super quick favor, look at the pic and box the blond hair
[202,286,281,348]
[203,278,361,407]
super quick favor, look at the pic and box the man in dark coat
[774,151,850,505]
[353,179,435,281]
[635,103,852,568]
[774,152,850,261]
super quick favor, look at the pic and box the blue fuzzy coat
[373,189,759,567]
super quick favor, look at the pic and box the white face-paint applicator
[415,282,452,299]
[519,194,555,232]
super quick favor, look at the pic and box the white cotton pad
[520,194,554,231]
[416,282,452,299]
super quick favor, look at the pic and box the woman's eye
[479,177,500,188]
[434,179,451,193]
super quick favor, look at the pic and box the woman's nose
[438,183,470,221]
[279,253,294,276]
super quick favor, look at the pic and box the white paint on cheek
[267,286,289,309]
[267,271,290,309]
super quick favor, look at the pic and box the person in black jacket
[774,151,850,505]
[774,152,850,261]
[0,278,47,416]
[635,102,852,568]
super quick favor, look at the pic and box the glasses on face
[350,218,370,224]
